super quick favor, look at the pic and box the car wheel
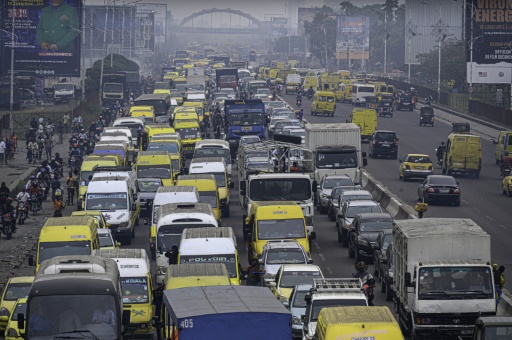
[354,250,360,263]
[124,236,132,245]
[330,212,335,222]
[348,244,355,258]
[393,152,398,160]
[374,265,379,277]
[474,172,480,179]
[342,231,349,247]
[320,204,327,214]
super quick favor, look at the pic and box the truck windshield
[38,241,91,263]
[134,100,166,116]
[115,123,142,137]
[418,266,493,299]
[482,326,512,338]
[86,193,127,210]
[316,151,358,169]
[104,83,123,93]
[137,165,171,179]
[120,277,149,304]
[257,219,306,240]
[194,148,231,163]
[250,178,311,201]
[280,271,321,288]
[266,249,306,265]
[176,128,200,139]
[228,112,263,126]
[180,254,237,278]
[147,142,179,154]
[137,179,161,192]
[346,205,381,218]
[54,84,74,91]
[310,299,367,321]
[26,295,117,339]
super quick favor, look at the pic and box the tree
[304,6,337,68]
[416,40,465,85]
[85,54,139,93]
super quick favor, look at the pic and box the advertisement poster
[272,17,288,41]
[336,16,369,60]
[466,0,512,84]
[134,9,154,54]
[139,3,166,44]
[297,7,321,35]
[1,0,83,77]
[83,6,134,52]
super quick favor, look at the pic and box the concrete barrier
[498,289,512,316]
[361,170,417,220]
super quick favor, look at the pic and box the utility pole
[9,0,15,135]
[384,11,388,74]
[324,26,328,71]
[81,0,86,102]
[99,5,109,106]
[110,0,115,67]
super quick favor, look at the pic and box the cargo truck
[215,68,238,90]
[224,99,265,154]
[102,71,140,106]
[393,218,496,339]
[158,285,291,339]
[304,123,366,185]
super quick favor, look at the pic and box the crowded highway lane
[282,93,512,291]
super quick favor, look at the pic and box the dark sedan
[417,175,460,206]
[327,185,362,221]
[372,229,393,284]
[348,213,394,263]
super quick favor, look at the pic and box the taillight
[427,188,436,193]
[453,188,460,194]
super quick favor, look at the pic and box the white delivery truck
[393,218,496,339]
[304,123,366,185]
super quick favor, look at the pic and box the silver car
[288,284,311,338]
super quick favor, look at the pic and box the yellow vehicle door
[350,109,364,130]
[449,136,467,168]
[363,109,377,137]
[465,136,482,171]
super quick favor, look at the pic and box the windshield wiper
[53,329,100,340]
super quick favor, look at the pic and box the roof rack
[312,278,363,292]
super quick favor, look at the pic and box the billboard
[297,7,321,35]
[134,9,154,54]
[83,6,135,52]
[336,16,369,60]
[139,4,166,44]
[466,0,512,84]
[0,0,83,77]
[272,17,288,41]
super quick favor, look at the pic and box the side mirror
[133,193,138,200]
[17,313,25,330]
[301,314,305,323]
[307,258,313,264]
[240,189,246,196]
[122,310,131,326]
[304,294,312,303]
[309,231,316,240]
[240,181,246,190]
[28,255,34,266]
[131,203,137,211]
[106,223,111,228]
[144,219,148,225]
[405,272,412,287]
[283,301,290,308]
[247,232,252,241]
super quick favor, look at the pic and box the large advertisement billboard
[0,0,83,77]
[297,7,321,35]
[134,9,154,54]
[83,6,134,53]
[139,4,166,44]
[466,0,512,84]
[336,16,369,60]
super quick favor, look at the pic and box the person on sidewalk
[0,139,6,165]
[62,113,70,133]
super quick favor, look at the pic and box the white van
[193,139,232,178]
[179,227,241,285]
[351,83,376,106]
[154,203,218,283]
[85,171,139,245]
[101,131,133,147]
[112,117,145,144]
[188,157,232,217]
[92,248,155,338]
[149,186,200,260]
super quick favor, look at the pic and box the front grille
[430,314,480,326]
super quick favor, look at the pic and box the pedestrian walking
[62,113,70,133]
[298,109,304,122]
[37,135,45,160]
[0,139,6,164]
[5,138,12,160]
[45,136,53,161]
[66,171,76,205]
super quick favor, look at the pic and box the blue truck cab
[224,99,265,154]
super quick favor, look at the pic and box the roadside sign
[468,86,473,93]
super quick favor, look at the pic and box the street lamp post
[110,0,116,67]
[99,4,109,106]
[81,0,86,102]
[9,0,16,135]
[370,8,388,74]
[323,26,328,71]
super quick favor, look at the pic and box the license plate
[461,330,474,335]
[439,189,450,193]
[403,102,410,105]
[242,127,251,131]
[381,143,390,147]
[415,166,423,170]
[352,337,375,340]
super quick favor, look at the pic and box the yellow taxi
[502,176,512,197]
[0,277,33,331]
[4,298,26,340]
[399,154,434,181]
[268,264,324,304]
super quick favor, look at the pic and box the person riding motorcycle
[352,261,375,305]
[307,86,314,99]
[78,129,88,140]
[296,92,303,106]
[96,116,105,130]
[502,151,511,176]
[89,122,97,134]
[16,186,30,220]
[52,190,66,217]
[1,197,16,233]
[27,139,38,162]
[436,142,446,165]
[0,182,10,206]
[245,257,264,286]
[69,144,81,165]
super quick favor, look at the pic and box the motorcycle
[39,181,49,201]
[296,98,302,107]
[17,201,27,225]
[28,148,38,164]
[363,277,376,306]
[0,213,14,239]
[502,166,511,177]
[28,194,40,215]
[307,92,313,100]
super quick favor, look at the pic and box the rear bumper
[403,169,433,178]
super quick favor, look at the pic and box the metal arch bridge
[174,8,268,35]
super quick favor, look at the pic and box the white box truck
[393,218,496,339]
[304,123,365,185]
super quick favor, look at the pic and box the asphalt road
[281,93,512,293]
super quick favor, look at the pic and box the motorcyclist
[78,129,88,140]
[296,92,302,106]
[55,153,64,176]
[0,182,10,206]
[69,143,81,166]
[52,189,65,217]
[307,86,314,99]
[16,186,30,220]
[1,197,16,233]
[36,135,45,160]
[502,151,511,176]
[245,257,264,286]
[50,174,61,196]
[89,122,97,134]
[96,116,105,130]
[436,142,446,165]
[352,261,375,305]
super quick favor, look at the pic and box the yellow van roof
[174,121,199,129]
[130,106,153,113]
[316,91,336,96]
[7,276,34,284]
[43,216,95,227]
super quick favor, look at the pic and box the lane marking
[473,207,481,213]
[313,240,320,250]
[486,215,493,221]
[499,224,507,230]
[326,267,333,275]
[318,253,326,262]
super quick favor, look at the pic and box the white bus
[351,83,376,106]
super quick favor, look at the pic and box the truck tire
[385,281,393,300]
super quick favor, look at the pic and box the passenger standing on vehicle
[501,151,511,176]
[45,136,53,161]
[495,265,506,305]
[436,142,445,165]
[245,258,263,286]
[165,245,179,265]
[62,113,70,133]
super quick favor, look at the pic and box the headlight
[292,316,302,325]
[417,317,431,325]
[321,193,328,198]
[6,328,18,337]
[388,270,394,278]
[0,307,10,316]
[357,238,369,247]
[119,222,129,229]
